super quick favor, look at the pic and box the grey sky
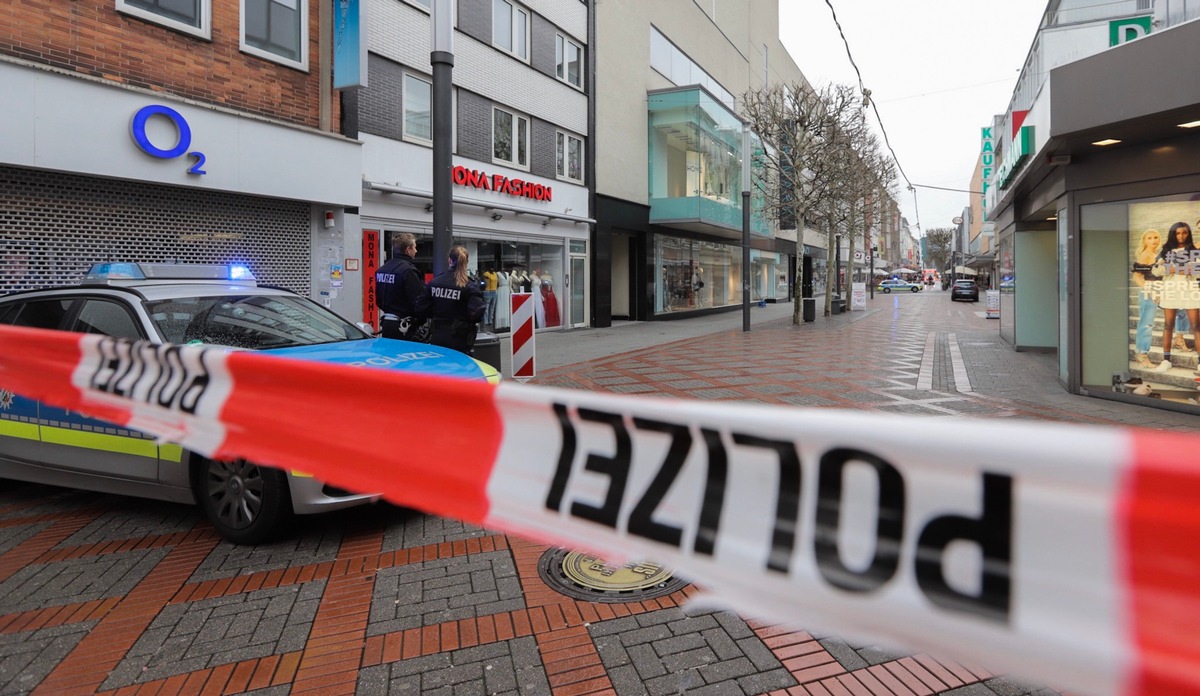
[778,0,1047,239]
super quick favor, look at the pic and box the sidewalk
[512,287,1195,432]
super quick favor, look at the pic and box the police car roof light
[83,262,258,284]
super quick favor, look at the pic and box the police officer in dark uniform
[426,245,485,354]
[375,232,430,339]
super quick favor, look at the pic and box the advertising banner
[986,289,1000,319]
[850,282,866,310]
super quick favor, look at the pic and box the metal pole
[430,0,455,275]
[742,123,751,332]
[835,234,842,300]
[868,238,874,299]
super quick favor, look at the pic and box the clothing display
[495,271,511,330]
[531,271,545,328]
[541,274,561,327]
[482,270,498,326]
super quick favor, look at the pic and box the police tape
[0,323,1198,696]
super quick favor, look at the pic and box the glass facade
[651,235,742,315]
[1080,193,1200,408]
[647,88,769,237]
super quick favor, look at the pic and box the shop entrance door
[569,255,587,328]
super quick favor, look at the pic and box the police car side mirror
[355,322,378,336]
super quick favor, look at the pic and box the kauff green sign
[997,126,1034,191]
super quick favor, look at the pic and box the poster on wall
[1118,202,1200,406]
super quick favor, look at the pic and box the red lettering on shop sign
[451,165,554,202]
[363,229,380,331]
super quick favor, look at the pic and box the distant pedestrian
[375,233,430,340]
[426,245,485,354]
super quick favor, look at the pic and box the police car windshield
[146,295,367,349]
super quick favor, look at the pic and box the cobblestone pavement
[2,288,1186,695]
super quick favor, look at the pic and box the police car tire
[882,288,891,293]
[191,457,293,545]
[910,287,920,293]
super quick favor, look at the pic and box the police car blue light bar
[83,263,257,284]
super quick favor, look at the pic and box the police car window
[146,295,362,349]
[5,299,74,330]
[73,299,144,340]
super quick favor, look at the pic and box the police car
[0,263,499,544]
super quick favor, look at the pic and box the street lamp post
[741,123,751,332]
[430,0,455,275]
[834,233,842,301]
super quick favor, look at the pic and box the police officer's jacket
[375,255,429,319]
[426,270,485,352]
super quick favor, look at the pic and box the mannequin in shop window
[531,269,545,328]
[482,266,498,328]
[495,268,511,330]
[693,267,706,307]
[541,269,560,327]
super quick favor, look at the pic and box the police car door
[0,300,50,468]
[38,297,161,482]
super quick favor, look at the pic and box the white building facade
[352,0,592,333]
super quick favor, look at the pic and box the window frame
[117,0,212,40]
[493,106,530,170]
[492,0,530,61]
[403,72,434,144]
[240,0,310,71]
[555,33,584,89]
[555,130,584,184]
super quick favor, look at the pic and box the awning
[966,254,996,269]
[954,265,978,276]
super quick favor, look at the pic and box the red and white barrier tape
[1,323,1198,696]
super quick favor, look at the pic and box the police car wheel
[882,288,891,293]
[191,458,293,544]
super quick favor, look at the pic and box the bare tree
[924,227,955,272]
[740,83,865,322]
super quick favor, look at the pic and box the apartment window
[242,0,308,69]
[118,0,211,39]
[493,0,529,60]
[555,34,583,88]
[404,74,432,142]
[556,131,583,183]
[493,107,529,169]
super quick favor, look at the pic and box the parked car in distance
[0,262,500,544]
[877,279,923,293]
[951,279,980,302]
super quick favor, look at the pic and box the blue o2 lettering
[131,104,207,175]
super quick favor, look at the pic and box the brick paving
[3,288,1189,695]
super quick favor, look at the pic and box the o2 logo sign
[130,105,207,175]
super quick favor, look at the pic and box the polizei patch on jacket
[430,287,462,300]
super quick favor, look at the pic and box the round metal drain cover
[538,548,689,603]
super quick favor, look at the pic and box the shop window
[493,0,529,61]
[556,131,583,183]
[652,235,742,315]
[1082,195,1200,410]
[118,0,211,40]
[242,0,307,69]
[493,107,529,169]
[555,34,583,89]
[404,73,432,143]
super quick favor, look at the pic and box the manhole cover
[537,548,689,603]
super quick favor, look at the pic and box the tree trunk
[792,206,807,325]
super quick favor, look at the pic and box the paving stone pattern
[6,290,1190,695]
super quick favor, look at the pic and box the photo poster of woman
[1126,200,1200,404]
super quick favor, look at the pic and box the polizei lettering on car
[542,402,1013,624]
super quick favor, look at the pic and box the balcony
[647,86,769,239]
